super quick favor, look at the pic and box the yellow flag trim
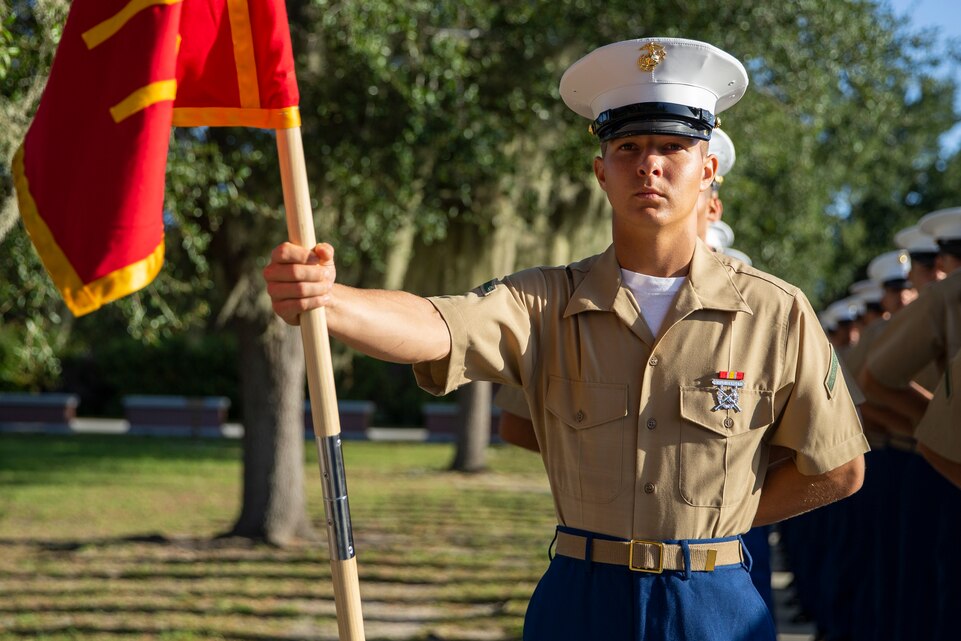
[110,80,177,123]
[82,0,183,50]
[12,145,165,317]
[226,0,261,109]
[172,106,301,129]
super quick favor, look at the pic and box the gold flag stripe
[172,106,301,129]
[226,0,261,109]
[12,146,165,316]
[82,0,183,50]
[110,80,178,123]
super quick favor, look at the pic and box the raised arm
[264,242,451,364]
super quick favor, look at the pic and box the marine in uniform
[894,224,945,291]
[861,207,961,641]
[263,37,867,641]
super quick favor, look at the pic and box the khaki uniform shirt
[915,352,961,463]
[867,270,961,388]
[495,385,532,418]
[415,242,868,541]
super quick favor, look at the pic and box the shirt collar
[564,239,754,319]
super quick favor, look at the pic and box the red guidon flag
[12,0,299,316]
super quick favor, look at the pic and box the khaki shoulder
[713,252,801,301]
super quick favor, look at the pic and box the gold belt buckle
[628,539,664,573]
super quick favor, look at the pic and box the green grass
[0,434,554,640]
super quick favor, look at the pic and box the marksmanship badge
[711,371,744,412]
[637,42,667,72]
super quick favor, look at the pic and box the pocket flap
[546,376,628,429]
[680,386,774,436]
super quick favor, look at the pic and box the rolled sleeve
[769,292,870,475]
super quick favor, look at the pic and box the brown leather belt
[555,531,744,574]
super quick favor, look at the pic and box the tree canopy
[2,0,960,392]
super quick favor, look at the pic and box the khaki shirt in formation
[848,317,941,399]
[915,352,961,463]
[868,270,961,388]
[414,241,868,541]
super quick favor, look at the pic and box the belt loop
[548,529,558,562]
[738,534,754,572]
[680,540,692,580]
[584,534,595,573]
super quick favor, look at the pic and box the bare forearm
[326,284,451,364]
[859,369,931,425]
[860,401,913,437]
[752,455,864,527]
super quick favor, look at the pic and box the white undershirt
[619,268,685,337]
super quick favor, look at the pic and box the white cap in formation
[867,250,911,287]
[849,279,884,305]
[819,311,838,333]
[709,128,736,179]
[918,207,961,243]
[561,38,749,142]
[706,220,735,250]
[894,225,939,254]
[826,298,864,324]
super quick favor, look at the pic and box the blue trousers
[524,527,776,641]
[740,526,774,619]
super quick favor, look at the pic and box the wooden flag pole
[276,126,366,641]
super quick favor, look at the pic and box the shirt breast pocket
[546,377,628,503]
[678,386,775,508]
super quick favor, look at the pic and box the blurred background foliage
[1,0,960,420]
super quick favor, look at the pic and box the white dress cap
[819,311,838,333]
[706,220,735,250]
[919,207,961,242]
[827,297,864,323]
[561,37,749,141]
[849,279,883,305]
[867,250,911,286]
[709,128,736,177]
[894,225,938,253]
[722,247,752,266]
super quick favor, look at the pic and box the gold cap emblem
[637,42,667,72]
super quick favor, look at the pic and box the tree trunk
[228,315,315,545]
[450,380,491,472]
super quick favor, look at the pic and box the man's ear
[593,155,607,191]
[707,195,724,223]
[702,153,718,191]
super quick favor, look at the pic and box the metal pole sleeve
[317,435,355,560]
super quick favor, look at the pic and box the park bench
[0,392,79,433]
[304,400,376,440]
[123,395,230,438]
[422,402,502,443]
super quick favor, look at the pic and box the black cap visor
[908,251,937,268]
[591,102,716,142]
[936,238,961,258]
[882,278,912,291]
